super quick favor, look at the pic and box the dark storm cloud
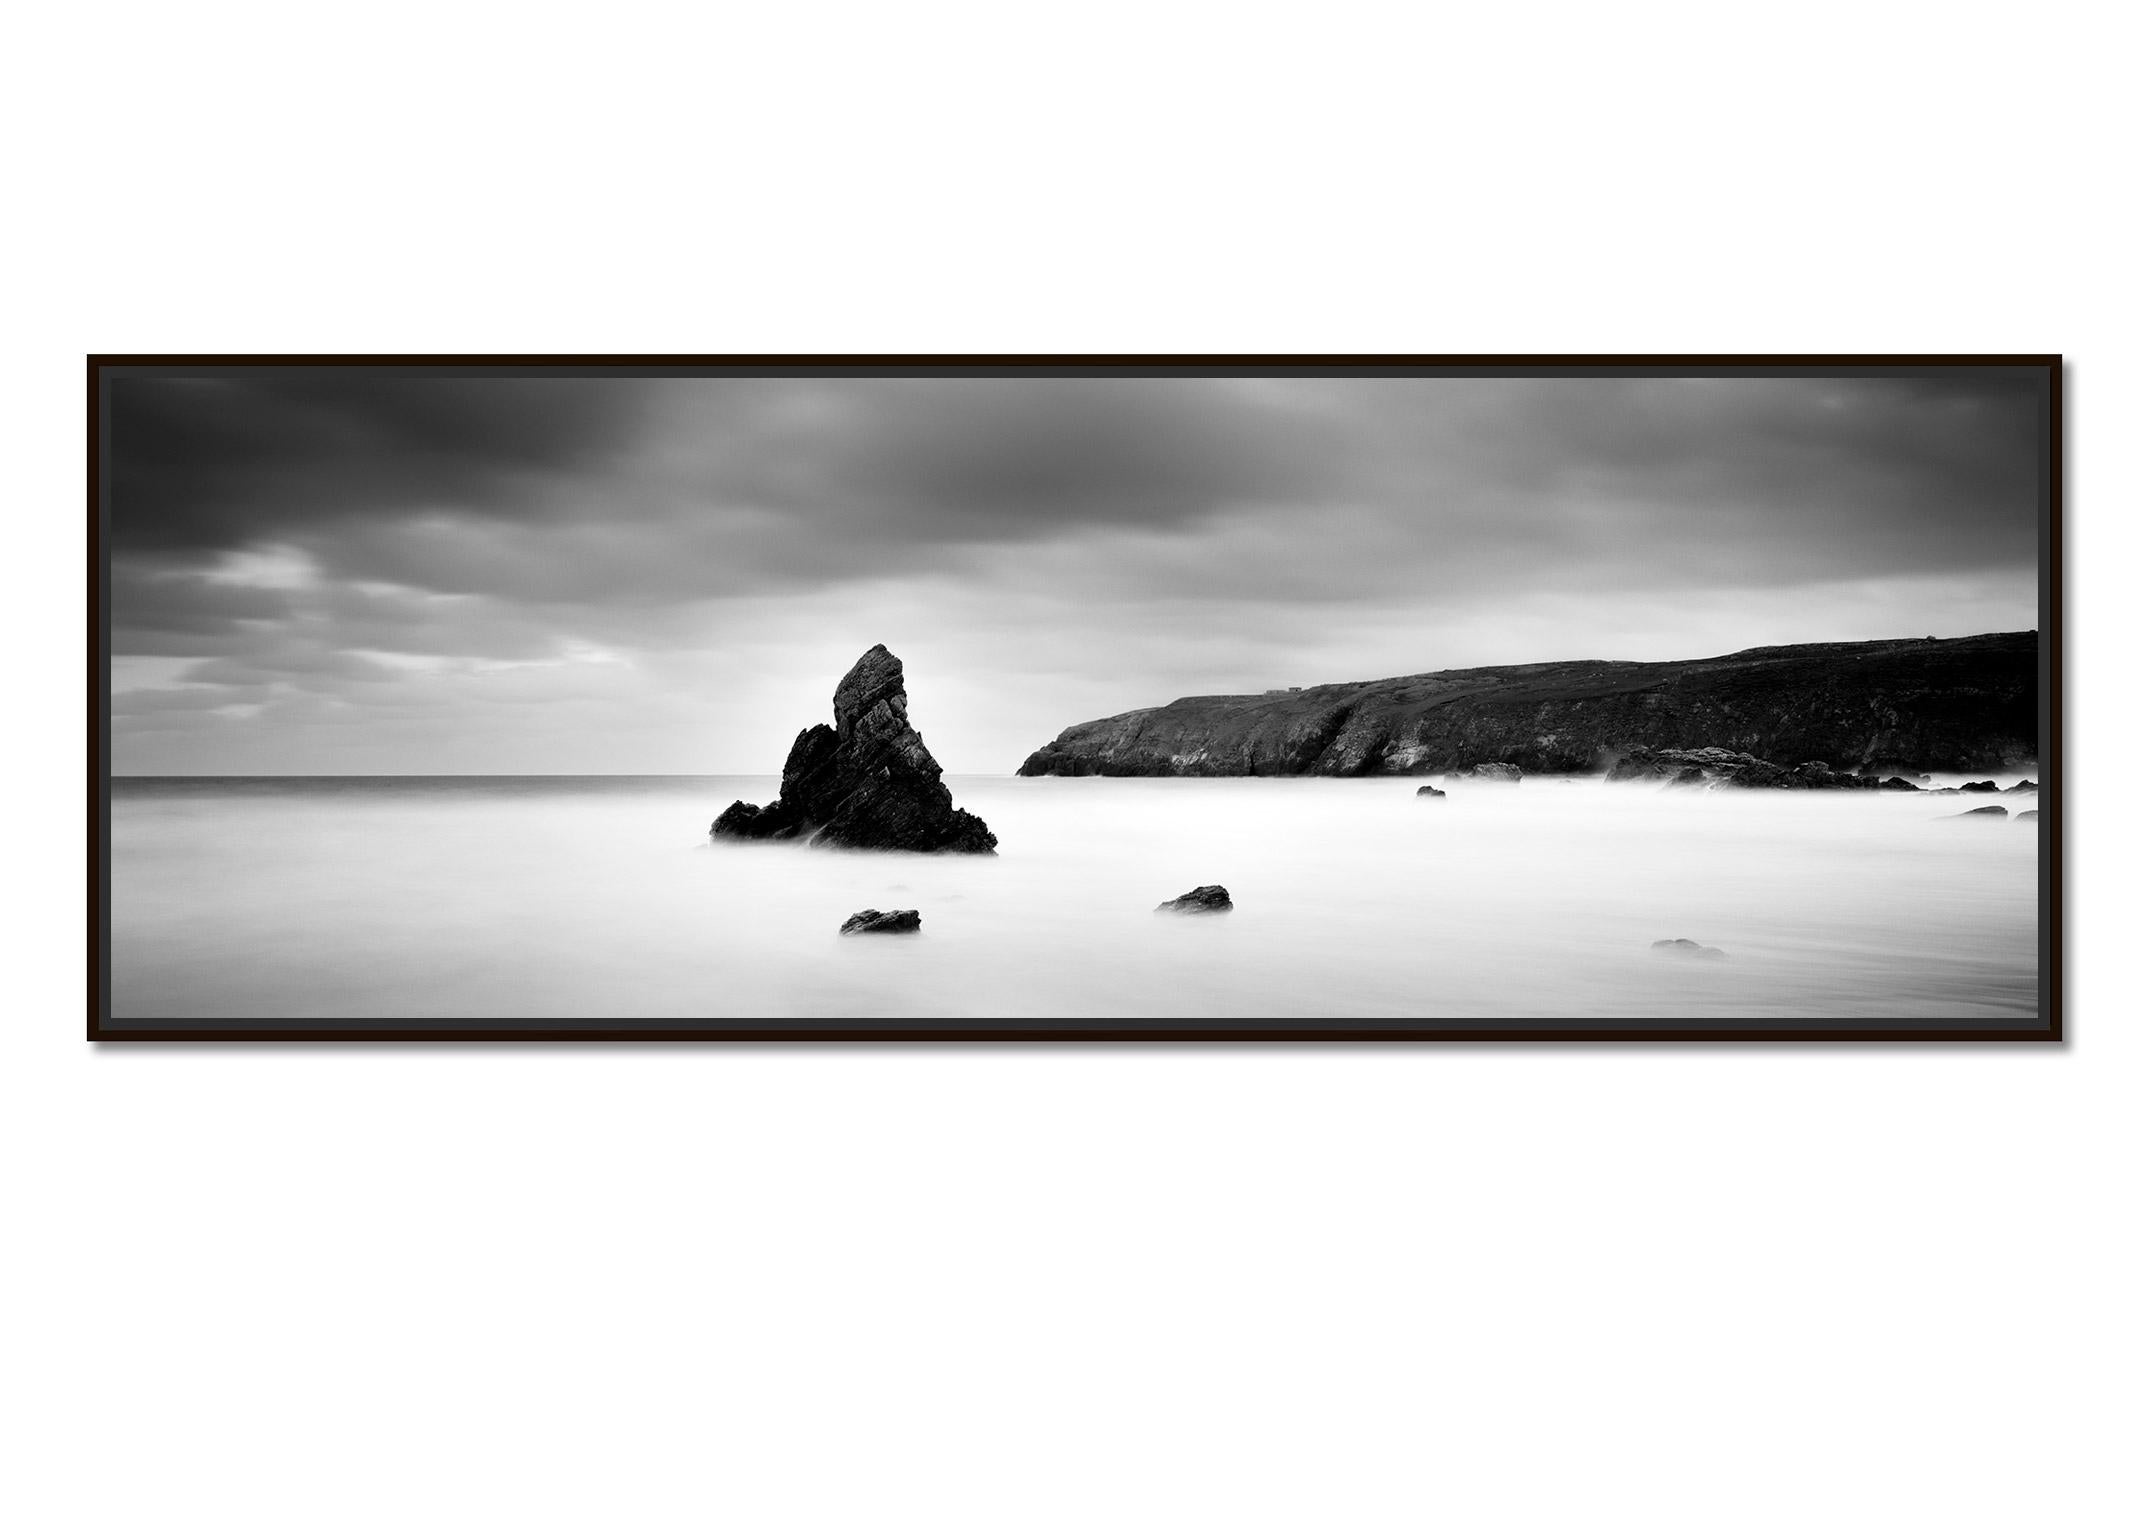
[110,370,2042,608]
[650,373,2043,585]
[108,374,656,555]
[109,560,300,651]
[682,377,1348,536]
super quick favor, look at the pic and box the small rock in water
[2016,809,2039,822]
[2005,780,2039,795]
[1415,785,1446,797]
[1955,805,2009,818]
[1878,776,1921,791]
[1961,780,2000,793]
[840,908,922,934]
[1652,938,1728,960]
[1157,884,1233,914]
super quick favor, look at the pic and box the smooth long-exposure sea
[108,774,2041,1020]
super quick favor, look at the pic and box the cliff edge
[1016,632,2038,777]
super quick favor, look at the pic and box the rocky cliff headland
[1016,632,2038,778]
[713,644,998,852]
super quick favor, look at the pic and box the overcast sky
[107,370,2045,774]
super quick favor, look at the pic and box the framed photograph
[91,357,2059,1041]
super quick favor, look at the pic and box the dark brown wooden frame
[89,355,2061,1042]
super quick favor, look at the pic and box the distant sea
[108,774,2041,1021]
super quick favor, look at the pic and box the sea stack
[711,645,998,854]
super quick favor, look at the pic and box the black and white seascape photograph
[95,361,2057,1037]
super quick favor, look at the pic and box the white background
[6,4,2143,1535]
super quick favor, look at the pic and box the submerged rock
[709,645,997,854]
[1955,805,2009,817]
[2016,810,2039,822]
[1157,884,1233,914]
[840,908,922,934]
[1652,938,1728,960]
[1415,785,1446,797]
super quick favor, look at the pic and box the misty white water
[109,775,2041,1020]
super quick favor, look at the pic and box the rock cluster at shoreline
[1603,746,1921,790]
[1446,762,1522,784]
